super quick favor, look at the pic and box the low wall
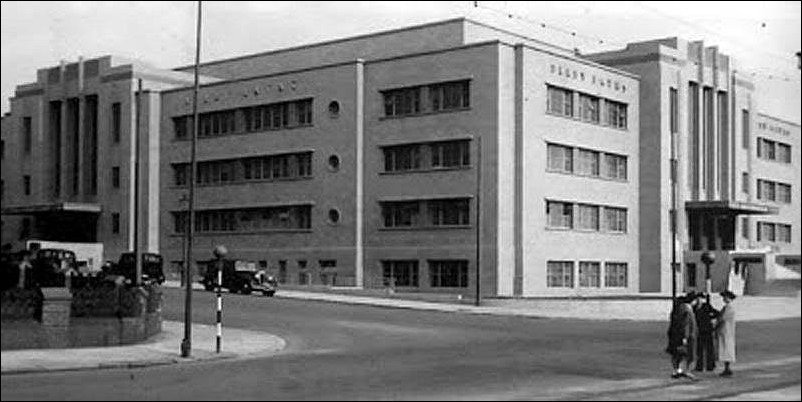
[1,286,163,351]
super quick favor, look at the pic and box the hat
[681,292,697,303]
[720,290,737,300]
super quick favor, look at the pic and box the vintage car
[201,259,276,296]
[103,252,165,285]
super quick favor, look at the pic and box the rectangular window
[429,260,468,288]
[776,142,791,164]
[428,198,470,226]
[741,217,749,239]
[579,261,601,287]
[777,183,792,204]
[112,166,120,189]
[429,80,470,112]
[576,204,600,231]
[742,172,749,194]
[758,222,776,242]
[112,212,120,234]
[547,143,573,173]
[381,201,420,228]
[547,201,573,229]
[174,205,311,233]
[384,144,422,172]
[431,140,470,168]
[777,224,792,243]
[685,263,697,289]
[382,260,419,287]
[605,262,628,287]
[547,261,574,288]
[23,117,32,154]
[174,164,188,186]
[742,109,750,149]
[605,207,627,233]
[579,93,600,123]
[576,149,600,177]
[112,103,122,143]
[23,175,31,195]
[689,82,700,190]
[606,100,628,129]
[604,153,627,180]
[547,86,574,117]
[383,87,421,117]
[669,88,679,134]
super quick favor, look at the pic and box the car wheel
[242,283,252,295]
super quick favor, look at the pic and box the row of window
[756,137,792,164]
[383,140,470,172]
[173,152,313,186]
[547,143,627,180]
[756,179,792,204]
[173,98,314,139]
[173,205,312,233]
[546,261,628,288]
[546,85,628,129]
[756,222,792,243]
[383,80,470,117]
[546,200,627,232]
[381,198,470,228]
[382,260,468,288]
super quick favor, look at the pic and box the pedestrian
[716,290,737,377]
[665,292,698,380]
[693,292,718,372]
[17,250,32,289]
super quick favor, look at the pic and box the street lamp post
[701,251,715,303]
[213,245,227,353]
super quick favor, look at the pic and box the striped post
[216,263,222,353]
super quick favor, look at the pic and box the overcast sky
[2,1,800,122]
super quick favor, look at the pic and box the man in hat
[716,290,737,377]
[693,292,718,372]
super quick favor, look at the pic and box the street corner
[158,320,287,362]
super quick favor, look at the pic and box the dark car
[32,248,77,287]
[201,260,276,296]
[104,252,165,284]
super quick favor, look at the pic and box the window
[382,260,419,287]
[112,103,122,143]
[547,201,573,229]
[576,149,600,177]
[328,209,340,224]
[742,217,749,239]
[777,224,792,243]
[382,201,419,228]
[604,153,627,180]
[669,88,678,134]
[777,143,791,163]
[383,87,421,117]
[579,93,600,123]
[689,82,700,190]
[23,117,32,154]
[23,175,31,195]
[742,172,749,194]
[757,179,776,201]
[547,261,574,288]
[576,204,599,231]
[605,262,628,288]
[384,144,422,172]
[606,100,627,129]
[112,166,120,189]
[428,199,470,226]
[328,101,340,117]
[174,164,188,186]
[112,212,120,234]
[20,218,31,240]
[174,205,312,233]
[742,109,750,149]
[605,207,627,233]
[757,222,775,242]
[431,140,470,168]
[578,261,601,287]
[429,80,470,112]
[777,183,792,204]
[429,260,468,288]
[547,144,573,173]
[319,260,337,269]
[547,86,574,117]
[685,263,697,289]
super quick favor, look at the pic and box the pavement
[163,280,802,322]
[0,320,285,375]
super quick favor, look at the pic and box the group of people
[665,290,737,380]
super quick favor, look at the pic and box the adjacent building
[2,17,797,297]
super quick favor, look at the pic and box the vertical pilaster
[354,59,365,288]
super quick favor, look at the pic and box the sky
[1,1,800,122]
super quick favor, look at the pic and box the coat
[666,302,697,360]
[716,303,736,362]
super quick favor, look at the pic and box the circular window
[328,155,340,171]
[328,209,341,224]
[328,101,340,118]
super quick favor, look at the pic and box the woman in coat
[716,290,737,377]
[666,292,698,380]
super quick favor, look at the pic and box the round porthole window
[328,101,340,118]
[328,155,340,171]
[328,209,341,224]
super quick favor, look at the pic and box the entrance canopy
[1,202,102,215]
[685,200,777,215]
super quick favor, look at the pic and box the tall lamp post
[213,245,227,354]
[701,251,715,303]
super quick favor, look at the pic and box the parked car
[201,259,276,296]
[32,248,77,287]
[103,252,165,285]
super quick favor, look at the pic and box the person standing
[693,292,719,372]
[716,290,737,377]
[666,292,698,380]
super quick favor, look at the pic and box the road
[2,288,800,400]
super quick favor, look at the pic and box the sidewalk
[163,280,801,322]
[0,320,285,375]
